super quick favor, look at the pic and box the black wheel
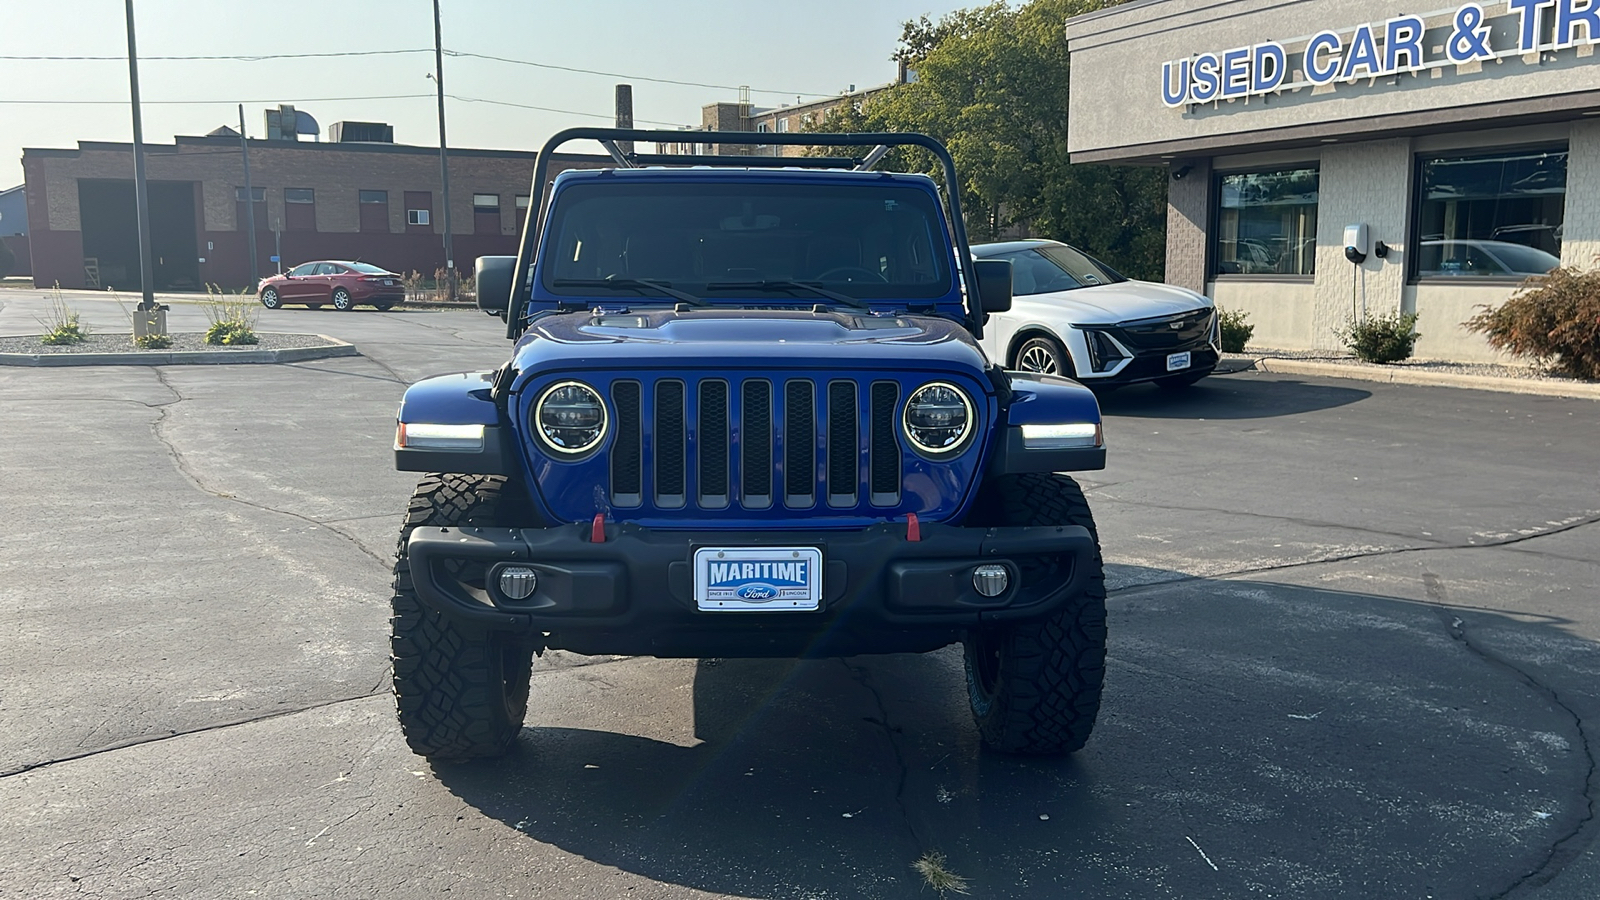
[260,288,281,309]
[391,473,540,759]
[332,288,354,311]
[1014,334,1072,377]
[1155,366,1215,390]
[962,473,1107,755]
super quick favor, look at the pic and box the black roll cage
[504,128,982,339]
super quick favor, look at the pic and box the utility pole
[615,84,634,156]
[432,0,455,299]
[124,0,156,311]
[238,104,259,287]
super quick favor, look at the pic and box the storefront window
[1415,148,1565,278]
[1214,166,1319,276]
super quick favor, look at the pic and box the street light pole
[124,0,156,310]
[432,0,455,299]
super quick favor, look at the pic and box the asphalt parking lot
[1,287,1597,899]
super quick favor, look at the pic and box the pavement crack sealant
[1420,571,1599,900]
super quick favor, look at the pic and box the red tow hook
[905,512,921,542]
[590,513,606,543]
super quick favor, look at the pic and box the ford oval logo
[736,584,777,601]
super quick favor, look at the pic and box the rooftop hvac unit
[328,121,395,143]
[264,105,320,141]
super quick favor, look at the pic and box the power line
[0,47,840,97]
[0,49,431,61]
[442,51,835,97]
[0,92,693,127]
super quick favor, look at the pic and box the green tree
[807,0,1168,280]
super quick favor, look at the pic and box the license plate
[695,547,822,612]
[384,279,396,286]
[1167,351,1191,372]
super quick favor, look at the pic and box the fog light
[497,566,538,601]
[972,564,1010,598]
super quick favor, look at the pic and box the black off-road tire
[962,473,1107,755]
[392,473,538,759]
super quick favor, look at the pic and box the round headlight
[535,381,607,455]
[903,382,973,454]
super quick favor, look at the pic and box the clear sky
[0,0,976,190]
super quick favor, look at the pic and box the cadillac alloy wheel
[1015,335,1069,377]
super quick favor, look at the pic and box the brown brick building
[656,80,898,159]
[22,134,598,291]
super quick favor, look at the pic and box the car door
[282,262,318,301]
[314,263,343,302]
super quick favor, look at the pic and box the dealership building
[1066,0,1599,361]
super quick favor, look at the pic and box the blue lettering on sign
[1159,0,1599,106]
[1340,24,1382,80]
[707,560,809,587]
[1305,31,1344,84]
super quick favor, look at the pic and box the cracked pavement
[0,287,1597,898]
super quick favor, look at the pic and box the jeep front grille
[609,376,902,511]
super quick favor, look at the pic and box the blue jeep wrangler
[391,129,1109,759]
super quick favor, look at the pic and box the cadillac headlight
[903,382,973,454]
[536,381,607,454]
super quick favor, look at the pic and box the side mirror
[974,258,1013,314]
[475,255,517,317]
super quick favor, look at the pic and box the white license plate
[695,547,822,612]
[1166,351,1192,372]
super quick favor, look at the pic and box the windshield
[347,262,391,275]
[986,245,1125,295]
[539,181,953,302]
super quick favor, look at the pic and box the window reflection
[1214,167,1319,276]
[1416,148,1565,278]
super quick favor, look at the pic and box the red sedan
[257,261,405,311]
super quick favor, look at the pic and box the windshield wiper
[705,279,868,310]
[551,277,706,307]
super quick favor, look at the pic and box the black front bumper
[405,520,1097,658]
[1089,344,1220,386]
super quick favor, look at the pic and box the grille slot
[784,380,815,507]
[699,380,729,509]
[655,380,686,508]
[827,380,858,506]
[869,381,900,505]
[611,381,642,507]
[742,380,773,509]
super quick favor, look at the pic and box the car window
[347,262,389,275]
[991,249,1083,295]
[1485,242,1560,275]
[316,263,342,276]
[1036,244,1124,287]
[288,263,318,277]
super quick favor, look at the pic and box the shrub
[38,289,89,345]
[132,332,172,350]
[1341,311,1419,364]
[203,284,261,346]
[1217,307,1253,353]
[1463,266,1600,380]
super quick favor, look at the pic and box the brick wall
[21,138,588,289]
[1164,157,1211,294]
[1562,121,1600,270]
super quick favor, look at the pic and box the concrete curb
[1249,357,1600,401]
[0,334,359,367]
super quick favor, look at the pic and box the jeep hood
[510,308,993,374]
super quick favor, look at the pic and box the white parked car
[974,239,1220,390]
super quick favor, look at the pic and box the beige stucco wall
[1406,282,1528,362]
[1208,279,1316,350]
[1310,139,1413,349]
